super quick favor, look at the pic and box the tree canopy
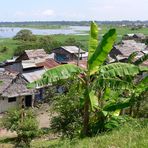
[13,29,36,41]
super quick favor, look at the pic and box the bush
[50,80,83,139]
[0,46,8,53]
[64,37,84,48]
[38,36,62,53]
[2,108,39,147]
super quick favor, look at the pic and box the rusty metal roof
[25,49,49,60]
[68,60,87,69]
[36,59,59,69]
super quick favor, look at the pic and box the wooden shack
[52,46,86,63]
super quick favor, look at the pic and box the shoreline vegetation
[0,24,70,30]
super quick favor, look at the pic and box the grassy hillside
[0,38,21,61]
[0,119,147,148]
[31,119,148,148]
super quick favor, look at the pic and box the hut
[0,71,34,113]
[52,46,86,63]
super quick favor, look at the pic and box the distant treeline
[0,21,148,27]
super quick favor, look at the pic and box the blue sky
[0,0,148,21]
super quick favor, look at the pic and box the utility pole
[77,46,80,66]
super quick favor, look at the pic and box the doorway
[25,95,32,107]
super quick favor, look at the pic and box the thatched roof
[0,71,34,98]
[0,71,16,95]
[115,40,146,56]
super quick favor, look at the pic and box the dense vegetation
[1,109,39,147]
[29,22,148,138]
[31,119,148,148]
[0,22,148,147]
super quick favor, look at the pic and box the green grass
[0,119,147,148]
[0,38,21,61]
[0,35,89,62]
[31,119,148,148]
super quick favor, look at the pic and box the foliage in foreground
[50,80,83,138]
[1,108,39,147]
[31,119,148,148]
[29,22,148,137]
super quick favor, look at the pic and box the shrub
[0,46,8,53]
[2,108,39,147]
[50,80,83,139]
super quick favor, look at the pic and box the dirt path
[0,103,54,138]
[0,114,17,138]
[35,103,51,128]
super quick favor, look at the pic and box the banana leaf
[88,28,116,75]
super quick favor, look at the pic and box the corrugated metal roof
[115,40,147,57]
[22,60,37,69]
[68,60,87,69]
[48,53,55,59]
[22,68,46,83]
[81,52,88,58]
[36,59,59,69]
[25,49,49,60]
[61,46,86,54]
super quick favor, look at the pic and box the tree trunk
[82,99,89,137]
[135,101,141,117]
[129,105,133,117]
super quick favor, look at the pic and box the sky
[0,0,148,22]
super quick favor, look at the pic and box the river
[0,26,89,38]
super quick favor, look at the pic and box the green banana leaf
[88,22,98,61]
[89,90,99,111]
[100,63,140,78]
[134,54,148,65]
[103,99,130,111]
[28,64,82,88]
[88,28,116,75]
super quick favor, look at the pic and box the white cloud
[42,9,54,16]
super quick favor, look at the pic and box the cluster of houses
[0,46,88,113]
[0,33,148,113]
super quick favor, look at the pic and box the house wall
[16,53,29,62]
[0,95,34,113]
[0,97,19,113]
[53,48,77,63]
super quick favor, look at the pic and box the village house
[0,70,35,113]
[122,33,146,42]
[52,46,87,63]
[16,49,49,62]
[0,48,60,112]
[109,40,148,63]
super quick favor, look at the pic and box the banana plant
[29,22,148,136]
